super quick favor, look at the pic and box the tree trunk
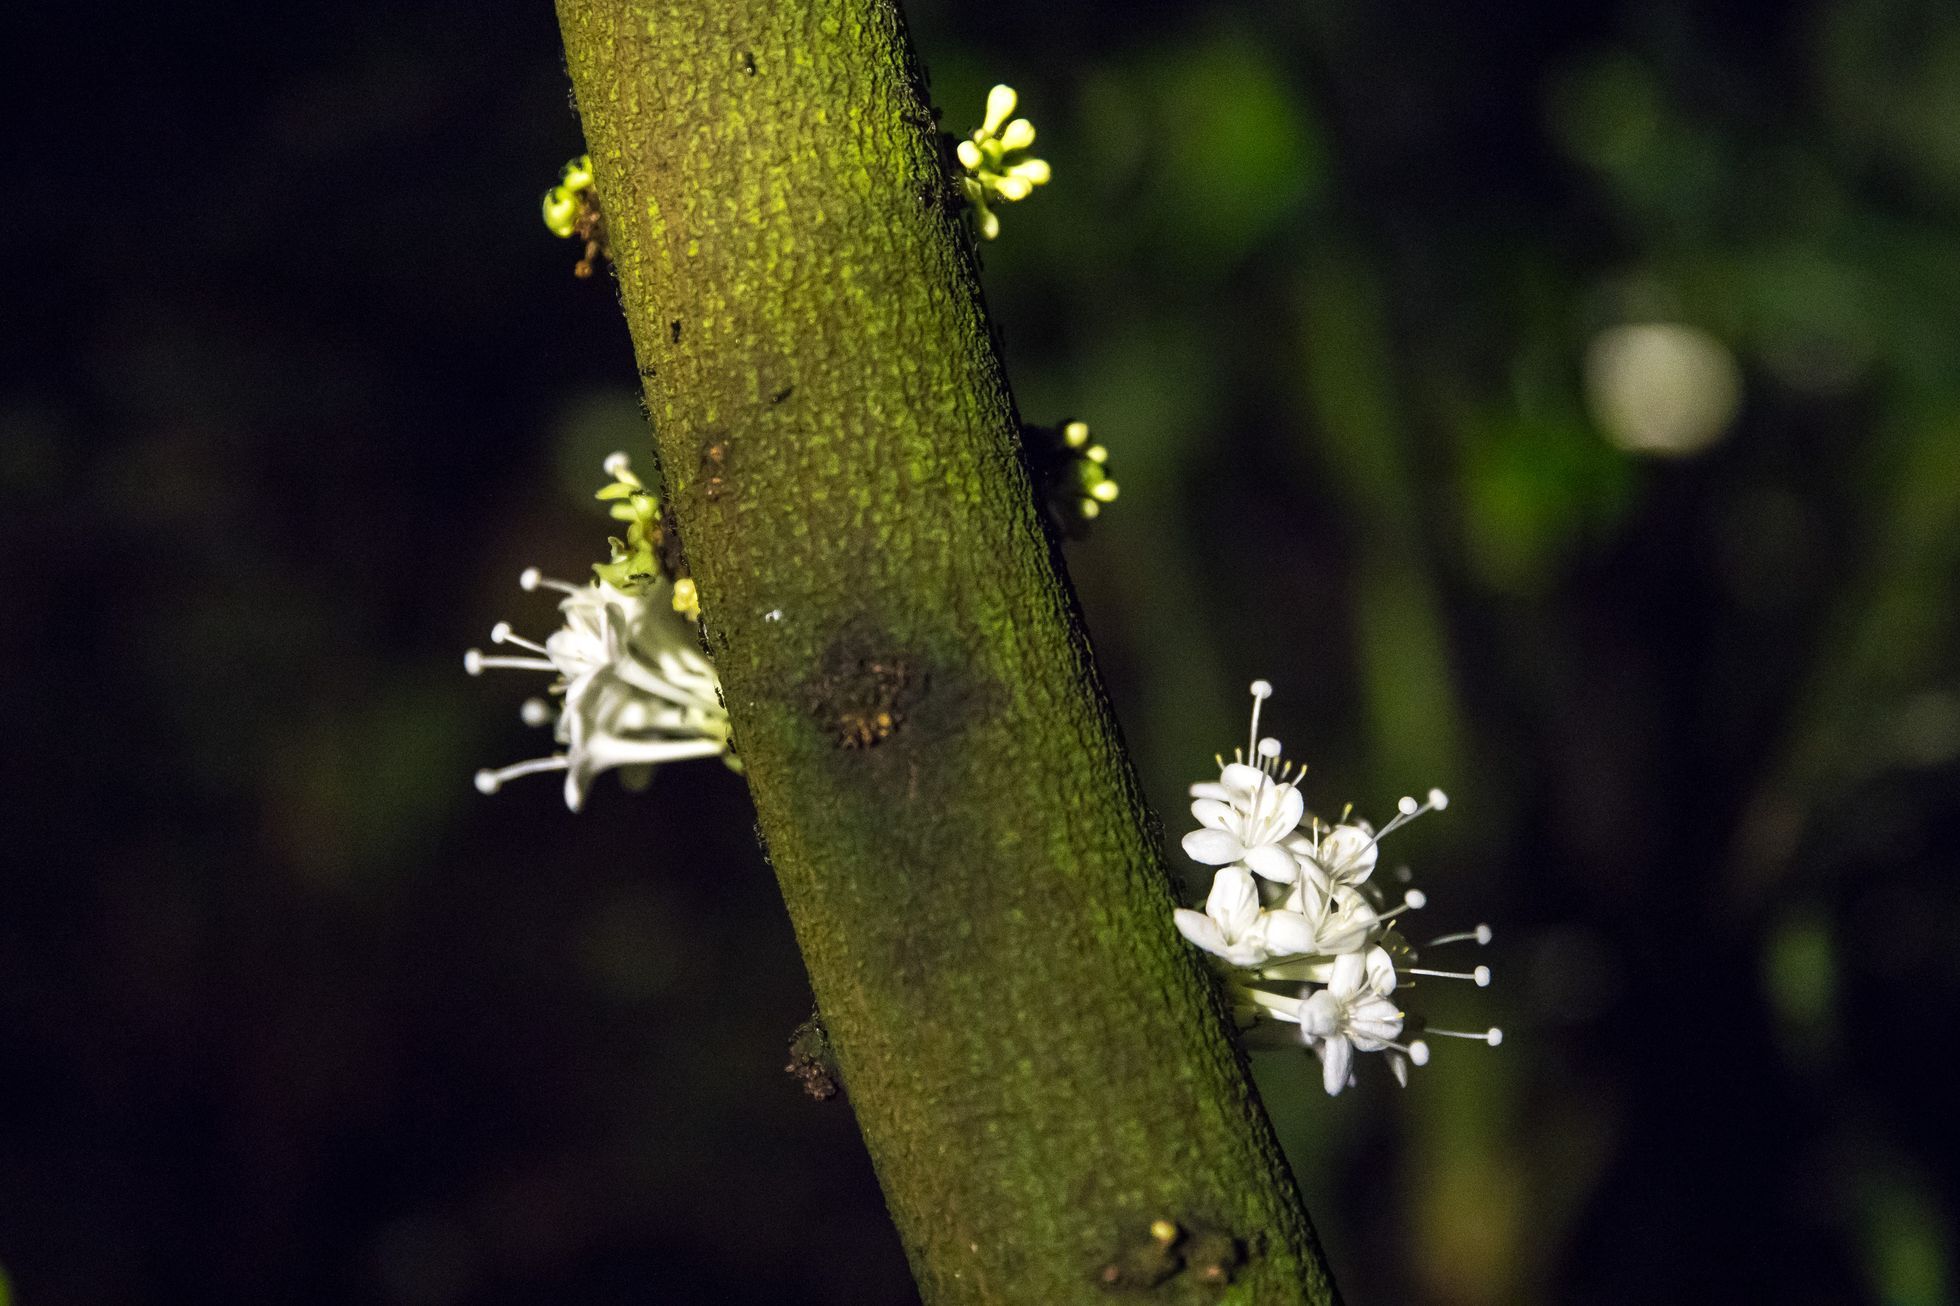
[552,2,1340,1300]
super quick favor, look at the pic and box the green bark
[552,2,1339,1300]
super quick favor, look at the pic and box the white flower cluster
[464,456,732,812]
[1174,681,1500,1095]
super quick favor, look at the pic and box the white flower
[1173,865,1272,966]
[1290,788,1449,892]
[1182,681,1307,882]
[1293,947,1405,1096]
[1183,763,1306,882]
[958,84,1051,240]
[1174,866,1347,967]
[466,569,730,811]
[1277,878,1381,959]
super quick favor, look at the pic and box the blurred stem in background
[551,0,1339,1300]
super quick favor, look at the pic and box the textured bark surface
[553,2,1339,1301]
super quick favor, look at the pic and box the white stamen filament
[474,756,568,792]
[490,623,552,656]
[1405,965,1492,987]
[1426,1026,1504,1046]
[519,567,583,597]
[1247,680,1272,760]
[465,650,555,675]
[1428,925,1493,947]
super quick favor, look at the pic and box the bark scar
[803,628,925,749]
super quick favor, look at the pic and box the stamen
[1403,889,1427,909]
[1427,924,1493,947]
[520,697,553,727]
[474,755,568,793]
[1247,679,1272,761]
[519,567,583,596]
[603,450,631,476]
[1426,1026,1503,1046]
[465,650,556,675]
[490,624,552,656]
[1408,1040,1431,1065]
[1405,965,1491,987]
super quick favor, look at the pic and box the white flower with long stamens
[1292,947,1406,1095]
[1292,787,1449,893]
[1276,878,1382,959]
[958,84,1052,241]
[466,569,730,811]
[1172,677,1500,1095]
[1173,866,1275,967]
[1182,681,1307,883]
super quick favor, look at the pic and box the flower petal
[1218,762,1266,796]
[1258,909,1321,959]
[1244,843,1301,883]
[1328,949,1366,997]
[1181,828,1244,865]
[1318,824,1378,884]
[1320,1035,1353,1096]
[1205,866,1261,935]
[1190,797,1235,831]
[1173,908,1226,955]
[1364,945,1397,995]
[1266,784,1305,836]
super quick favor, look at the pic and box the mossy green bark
[552,2,1340,1300]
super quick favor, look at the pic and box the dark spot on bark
[803,630,925,750]
[770,384,794,405]
[670,318,682,343]
[699,436,728,502]
[636,363,658,380]
[785,1012,839,1100]
[741,50,758,75]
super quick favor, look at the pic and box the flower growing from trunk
[1177,681,1501,1095]
[958,84,1051,240]
[465,453,731,810]
[541,153,608,278]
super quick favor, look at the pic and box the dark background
[4,0,1957,1302]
